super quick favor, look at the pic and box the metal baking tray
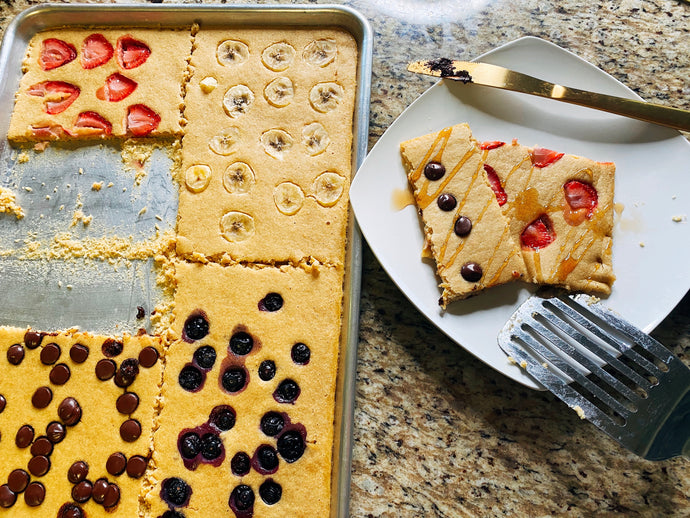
[0,4,372,517]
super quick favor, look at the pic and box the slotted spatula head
[498,292,690,460]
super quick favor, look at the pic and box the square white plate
[350,36,690,389]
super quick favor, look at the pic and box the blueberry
[260,412,284,437]
[229,332,253,356]
[183,312,209,341]
[259,293,283,312]
[221,367,247,393]
[230,452,250,476]
[161,512,186,518]
[193,346,216,370]
[256,445,279,472]
[200,433,223,460]
[273,379,300,404]
[258,360,276,381]
[209,406,235,432]
[162,477,191,507]
[290,343,310,365]
[259,479,282,505]
[179,432,201,459]
[178,365,203,392]
[277,430,305,463]
[230,484,254,512]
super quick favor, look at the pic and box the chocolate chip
[15,424,34,448]
[106,452,127,476]
[437,193,457,211]
[69,344,89,364]
[454,215,473,236]
[120,419,141,442]
[28,455,50,477]
[291,343,310,365]
[58,502,84,518]
[24,330,43,350]
[7,469,29,493]
[24,482,45,507]
[424,161,445,180]
[258,360,276,381]
[138,346,159,368]
[32,386,53,409]
[460,261,483,282]
[40,343,61,365]
[0,394,5,413]
[102,483,120,508]
[114,358,139,388]
[46,421,66,444]
[116,392,139,414]
[7,344,25,365]
[30,436,53,457]
[67,461,89,484]
[95,359,116,381]
[126,455,148,478]
[58,397,82,426]
[91,478,109,504]
[49,363,71,385]
[102,338,123,358]
[72,481,93,503]
[0,484,16,508]
[259,292,283,312]
[259,479,282,505]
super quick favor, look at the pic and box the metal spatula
[498,292,690,460]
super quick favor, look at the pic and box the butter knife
[408,59,690,132]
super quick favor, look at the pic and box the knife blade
[408,59,690,132]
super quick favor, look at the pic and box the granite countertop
[1,0,689,516]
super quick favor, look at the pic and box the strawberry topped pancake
[400,123,615,306]
[8,28,192,140]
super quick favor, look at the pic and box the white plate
[350,36,690,389]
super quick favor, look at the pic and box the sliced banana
[199,76,218,93]
[261,129,293,160]
[223,85,254,118]
[274,182,305,216]
[313,171,346,207]
[264,77,294,108]
[223,162,255,194]
[309,82,344,113]
[261,42,295,72]
[220,211,255,242]
[208,127,240,156]
[217,40,249,67]
[302,122,331,156]
[303,39,337,67]
[185,164,212,193]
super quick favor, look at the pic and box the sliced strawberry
[480,141,505,150]
[39,38,77,71]
[30,123,69,140]
[27,81,80,115]
[484,164,507,206]
[563,180,598,225]
[73,111,112,136]
[81,33,114,69]
[531,147,564,168]
[521,214,556,250]
[126,104,160,136]
[96,73,137,102]
[116,36,151,70]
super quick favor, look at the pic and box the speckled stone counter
[1,1,689,516]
